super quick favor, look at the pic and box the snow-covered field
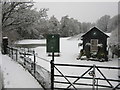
[16,35,119,89]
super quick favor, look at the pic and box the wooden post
[51,52,54,90]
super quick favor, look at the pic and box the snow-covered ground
[33,37,118,69]
[0,53,43,88]
[14,34,119,88]
[0,53,3,89]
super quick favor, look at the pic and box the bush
[111,44,120,57]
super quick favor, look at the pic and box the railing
[51,61,120,90]
[3,45,120,90]
[7,46,51,90]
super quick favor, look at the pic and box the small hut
[81,27,109,61]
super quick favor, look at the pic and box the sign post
[46,34,60,90]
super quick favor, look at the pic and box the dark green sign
[46,34,60,52]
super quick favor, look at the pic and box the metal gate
[51,60,120,90]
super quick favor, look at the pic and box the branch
[2,2,22,24]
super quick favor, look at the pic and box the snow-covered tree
[107,15,119,32]
[48,15,60,34]
[2,2,48,42]
[96,15,110,32]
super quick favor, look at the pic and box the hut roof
[81,26,109,38]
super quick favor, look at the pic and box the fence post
[10,47,12,58]
[93,64,96,90]
[11,47,13,59]
[33,50,36,75]
[51,52,54,90]
[24,49,26,66]
[16,49,18,61]
[8,46,10,57]
[96,78,98,90]
[2,37,8,54]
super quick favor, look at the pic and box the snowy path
[0,53,43,88]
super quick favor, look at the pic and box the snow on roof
[106,33,111,37]
[81,26,109,37]
[15,39,46,45]
[3,37,8,39]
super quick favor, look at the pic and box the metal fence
[4,46,120,90]
[51,61,120,90]
[7,46,51,90]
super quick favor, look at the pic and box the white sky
[33,1,118,23]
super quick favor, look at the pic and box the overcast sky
[33,2,118,23]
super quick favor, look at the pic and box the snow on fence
[7,46,51,89]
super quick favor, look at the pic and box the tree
[60,15,82,37]
[109,28,120,57]
[81,22,94,33]
[2,2,33,30]
[2,2,48,42]
[96,15,110,32]
[48,15,60,34]
[107,15,119,32]
[59,15,69,37]
[109,28,118,45]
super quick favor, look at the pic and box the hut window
[90,39,98,52]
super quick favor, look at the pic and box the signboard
[46,34,60,52]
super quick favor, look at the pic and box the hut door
[90,39,98,52]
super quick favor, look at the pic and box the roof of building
[81,26,109,38]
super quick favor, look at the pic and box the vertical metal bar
[93,64,95,90]
[12,47,13,59]
[51,52,54,90]
[24,49,26,65]
[33,50,36,75]
[16,49,18,61]
[96,78,98,90]
[8,46,10,57]
[9,47,11,57]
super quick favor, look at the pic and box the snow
[30,37,118,88]
[3,37,8,39]
[34,37,118,67]
[0,53,43,88]
[0,59,3,89]
[15,39,46,45]
[12,35,119,88]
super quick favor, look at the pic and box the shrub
[110,44,120,57]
